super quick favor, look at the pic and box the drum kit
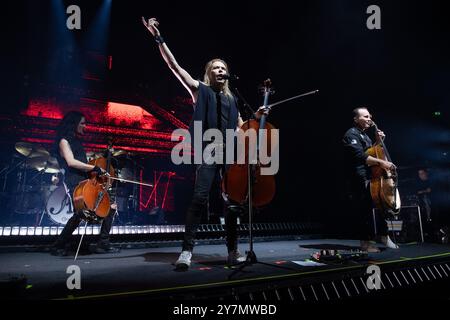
[0,141,142,226]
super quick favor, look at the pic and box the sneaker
[227,249,246,265]
[175,250,192,269]
[380,236,399,249]
[91,242,120,254]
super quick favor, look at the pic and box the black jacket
[342,126,373,187]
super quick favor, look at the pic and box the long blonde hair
[203,58,232,97]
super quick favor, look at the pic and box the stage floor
[1,239,450,300]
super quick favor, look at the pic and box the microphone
[219,74,239,81]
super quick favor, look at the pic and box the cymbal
[26,156,60,173]
[86,151,102,160]
[15,142,50,158]
[26,156,48,169]
[47,156,59,166]
[45,157,60,173]
[112,150,128,157]
[113,150,135,157]
[43,166,60,174]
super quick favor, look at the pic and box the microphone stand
[227,81,298,280]
[231,86,255,120]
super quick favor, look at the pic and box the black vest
[188,82,239,150]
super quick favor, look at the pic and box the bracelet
[155,35,165,44]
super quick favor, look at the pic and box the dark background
[1,0,449,233]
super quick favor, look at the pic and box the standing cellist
[142,17,268,269]
[342,107,399,252]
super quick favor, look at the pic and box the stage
[1,238,449,302]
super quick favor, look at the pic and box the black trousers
[54,186,116,249]
[182,164,240,252]
[348,181,388,240]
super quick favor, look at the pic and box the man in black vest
[342,107,399,252]
[143,17,268,269]
[51,111,119,256]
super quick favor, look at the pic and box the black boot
[90,239,120,254]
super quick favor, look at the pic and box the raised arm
[142,17,199,102]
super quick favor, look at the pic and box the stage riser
[145,260,450,301]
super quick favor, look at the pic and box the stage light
[35,227,43,236]
[27,227,35,236]
[83,0,112,53]
[12,227,20,236]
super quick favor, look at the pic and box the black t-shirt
[55,135,87,191]
[342,126,372,187]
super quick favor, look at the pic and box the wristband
[92,165,103,175]
[155,35,165,44]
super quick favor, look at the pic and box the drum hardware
[86,151,103,162]
[113,151,144,221]
[1,142,54,193]
[15,142,50,158]
[112,149,128,157]
[28,156,60,175]
[1,141,68,225]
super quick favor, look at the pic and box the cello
[366,122,401,214]
[222,79,277,207]
[72,139,116,221]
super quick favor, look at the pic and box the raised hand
[142,17,160,37]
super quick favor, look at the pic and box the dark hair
[54,111,85,150]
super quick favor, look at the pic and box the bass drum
[45,183,74,225]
